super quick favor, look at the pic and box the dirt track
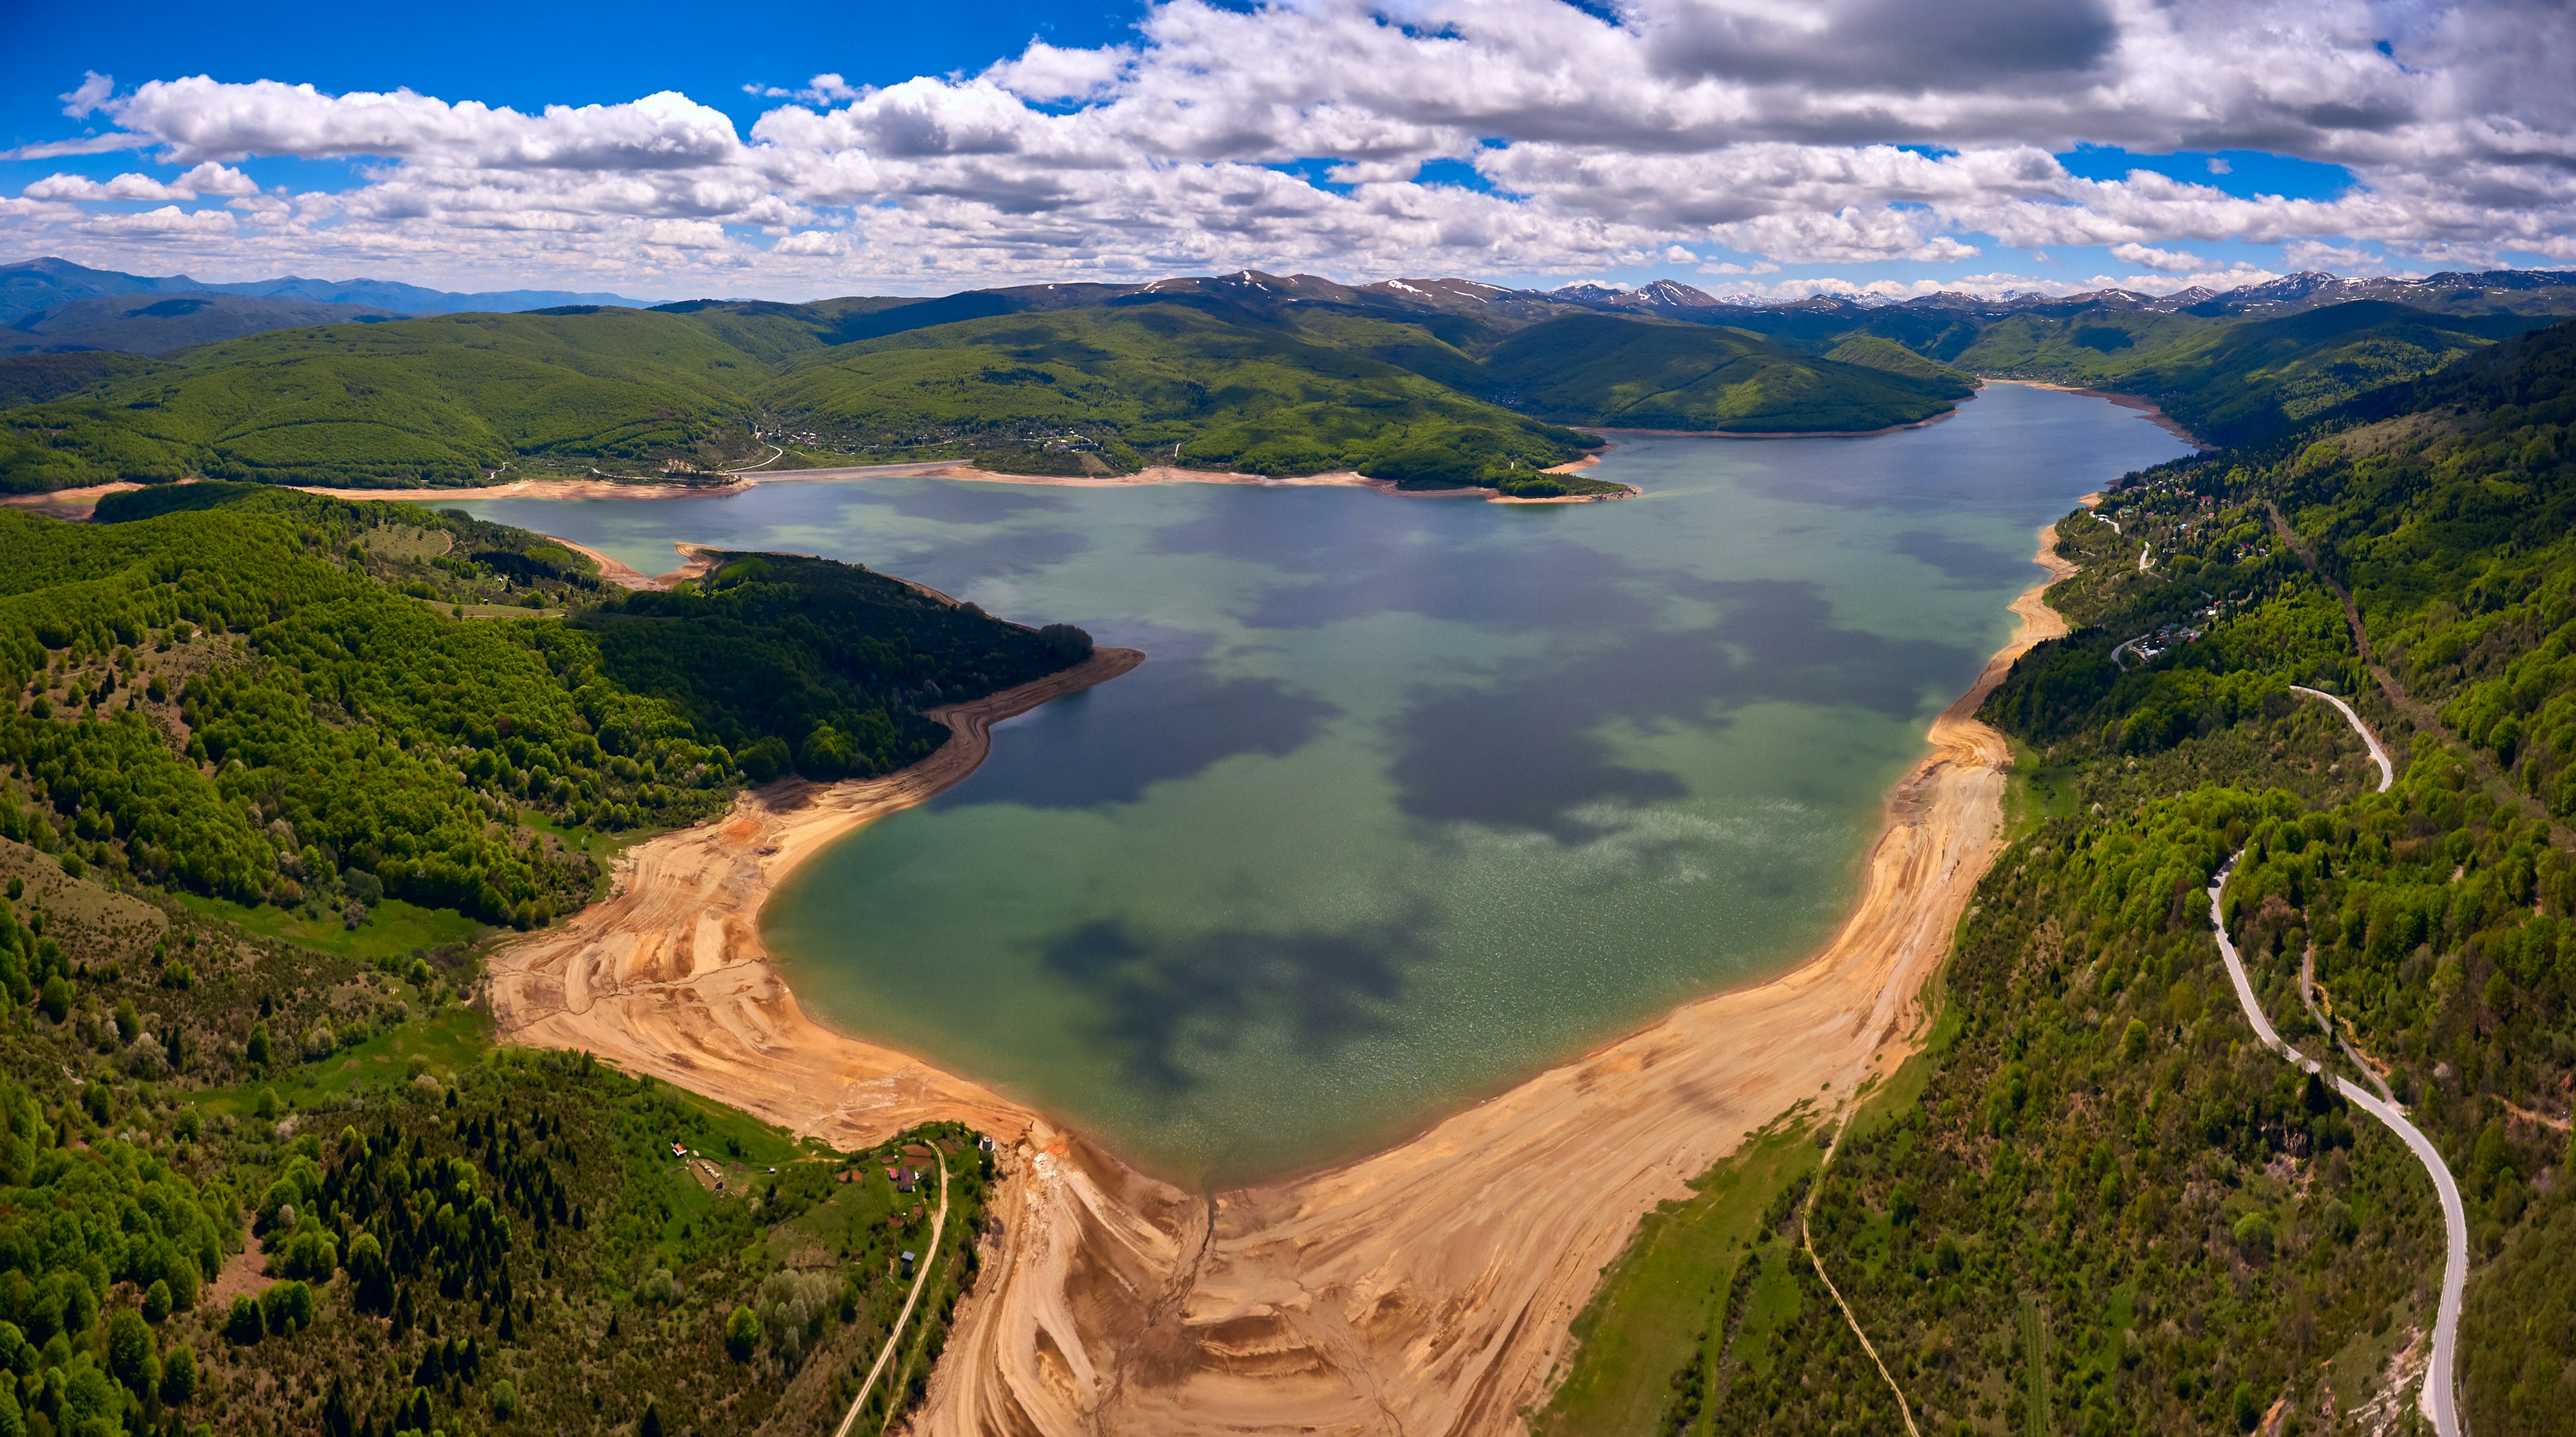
[488,523,2076,1436]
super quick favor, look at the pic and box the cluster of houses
[2116,599,2235,669]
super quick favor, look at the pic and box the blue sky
[3,0,2565,300]
[1,1,1147,142]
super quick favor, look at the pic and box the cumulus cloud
[2108,242,2208,272]
[60,71,114,119]
[4,0,2572,292]
[21,163,256,203]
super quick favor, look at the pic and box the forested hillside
[0,274,2009,496]
[1472,313,1974,432]
[1545,320,2576,1436]
[7,266,2573,497]
[0,480,1085,1436]
[0,483,1087,926]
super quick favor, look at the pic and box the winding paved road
[2208,858,2465,1437]
[2291,684,2394,792]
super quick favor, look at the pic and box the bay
[456,383,2190,1184]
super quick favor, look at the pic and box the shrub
[1036,623,1093,664]
[348,1231,392,1312]
[260,1279,314,1335]
[738,735,791,784]
[107,1309,154,1393]
[160,1344,197,1406]
[2231,1210,2275,1262]
[757,1270,837,1360]
[225,1294,264,1344]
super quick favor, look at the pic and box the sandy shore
[489,521,2076,1435]
[487,645,1146,1141]
[0,480,146,520]
[289,458,1638,507]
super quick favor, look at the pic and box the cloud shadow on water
[1386,576,1981,839]
[1035,914,1426,1094]
[1888,529,2030,588]
[869,482,1073,525]
[930,649,1338,810]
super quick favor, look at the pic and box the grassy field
[174,891,486,964]
[1536,1110,1828,1436]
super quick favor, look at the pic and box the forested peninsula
[0,480,1118,1437]
[1546,319,2576,1436]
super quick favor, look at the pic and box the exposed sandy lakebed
[484,511,2078,1435]
[290,456,1638,510]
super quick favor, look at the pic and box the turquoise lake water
[457,384,2190,1183]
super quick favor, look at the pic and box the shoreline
[487,511,2080,1434]
[292,457,1640,507]
[1579,396,1970,441]
[1985,378,2204,446]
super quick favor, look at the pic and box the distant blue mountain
[0,256,647,325]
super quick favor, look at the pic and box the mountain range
[5,258,2575,494]
[1,257,645,354]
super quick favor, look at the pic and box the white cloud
[2108,242,2208,272]
[3,132,149,160]
[771,229,846,256]
[1,0,2571,293]
[88,205,238,239]
[25,162,273,203]
[60,71,114,120]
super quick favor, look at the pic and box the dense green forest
[1544,320,2576,1435]
[0,884,995,1437]
[1944,300,2545,447]
[7,268,2574,500]
[0,295,1622,496]
[0,479,1088,1436]
[1472,313,1975,432]
[0,275,2004,498]
[0,482,1087,928]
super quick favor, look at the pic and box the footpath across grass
[1535,1108,1825,1437]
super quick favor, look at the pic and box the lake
[456,383,2190,1184]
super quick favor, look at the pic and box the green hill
[1475,313,1974,431]
[1945,299,2534,445]
[0,280,2006,497]
[0,480,1051,1437]
[1820,333,1977,388]
[763,299,1597,484]
[0,351,163,408]
[0,308,808,489]
[10,270,2568,492]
